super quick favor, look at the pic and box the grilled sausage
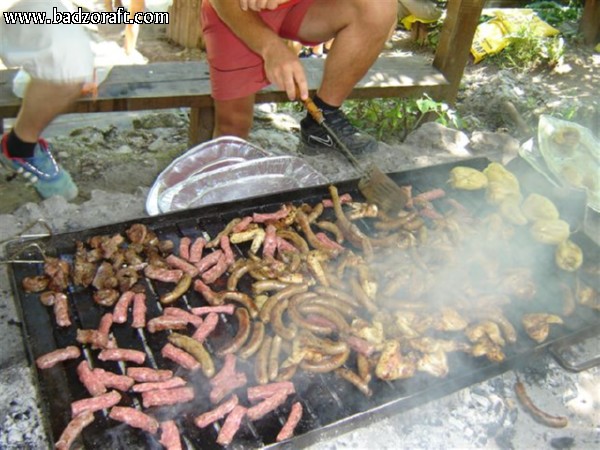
[168,333,215,378]
[160,273,192,305]
[238,320,266,360]
[515,380,568,428]
[300,347,350,373]
[217,308,251,357]
[219,291,259,318]
[255,335,273,385]
[271,298,297,341]
[260,284,309,323]
[268,335,283,382]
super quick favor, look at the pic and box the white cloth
[0,0,94,83]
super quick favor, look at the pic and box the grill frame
[6,157,599,449]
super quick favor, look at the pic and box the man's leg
[1,78,80,200]
[298,0,397,106]
[212,94,256,138]
[124,0,145,55]
[294,0,397,153]
[13,79,82,143]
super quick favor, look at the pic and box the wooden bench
[0,0,485,145]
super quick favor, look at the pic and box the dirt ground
[0,9,598,215]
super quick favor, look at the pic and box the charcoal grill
[6,157,600,449]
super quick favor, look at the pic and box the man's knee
[351,0,398,33]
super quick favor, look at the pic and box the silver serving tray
[146,137,273,215]
[158,155,329,213]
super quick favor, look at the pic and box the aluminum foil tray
[158,155,329,213]
[146,136,274,215]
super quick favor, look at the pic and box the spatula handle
[295,86,324,124]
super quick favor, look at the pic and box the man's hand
[239,0,289,12]
[262,41,308,101]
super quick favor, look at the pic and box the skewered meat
[216,405,247,446]
[192,304,235,316]
[113,291,134,323]
[247,382,295,403]
[192,312,219,342]
[98,348,146,364]
[246,389,289,421]
[55,410,94,450]
[71,390,121,416]
[276,402,303,442]
[92,368,135,392]
[164,307,204,327]
[77,361,106,396]
[109,406,159,434]
[53,293,71,327]
[36,346,81,369]
[159,420,182,450]
[141,386,195,408]
[161,343,201,372]
[194,395,239,428]
[132,377,186,393]
[147,316,188,333]
[127,367,173,383]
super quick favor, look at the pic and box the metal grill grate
[7,158,600,449]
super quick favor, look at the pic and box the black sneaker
[300,108,378,155]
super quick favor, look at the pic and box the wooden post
[189,105,214,146]
[166,0,204,49]
[581,0,600,45]
[432,0,485,104]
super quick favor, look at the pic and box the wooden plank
[0,54,448,118]
[581,0,600,45]
[166,0,203,49]
[432,0,485,103]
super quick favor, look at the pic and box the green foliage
[528,1,582,28]
[489,25,566,71]
[343,95,463,142]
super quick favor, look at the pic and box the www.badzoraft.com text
[3,7,169,25]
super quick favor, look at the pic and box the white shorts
[0,0,94,83]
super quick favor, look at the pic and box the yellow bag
[471,8,560,63]
[401,14,439,31]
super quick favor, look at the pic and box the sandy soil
[0,7,598,215]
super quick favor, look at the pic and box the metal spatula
[300,95,409,215]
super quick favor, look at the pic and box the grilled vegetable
[484,163,521,205]
[499,198,528,226]
[448,166,488,190]
[521,194,560,221]
[555,239,583,272]
[530,219,570,245]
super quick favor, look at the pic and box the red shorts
[201,0,317,101]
